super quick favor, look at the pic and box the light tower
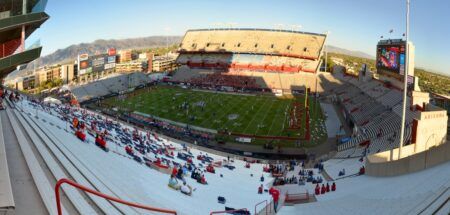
[398,0,410,159]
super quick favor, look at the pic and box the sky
[28,0,450,75]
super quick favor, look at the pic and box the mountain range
[325,45,374,59]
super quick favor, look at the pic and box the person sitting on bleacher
[176,166,185,182]
[258,184,263,194]
[125,145,133,155]
[191,168,199,180]
[198,174,207,185]
[206,164,215,173]
[168,175,180,190]
[180,182,192,196]
[172,165,178,176]
[359,166,365,175]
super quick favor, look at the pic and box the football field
[102,86,326,143]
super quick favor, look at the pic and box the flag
[389,29,394,33]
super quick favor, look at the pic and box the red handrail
[55,178,177,215]
[254,199,268,215]
[210,208,248,215]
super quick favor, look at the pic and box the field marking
[267,101,289,136]
[254,99,276,135]
[196,93,237,129]
[220,96,259,130]
[200,94,246,130]
[241,97,271,134]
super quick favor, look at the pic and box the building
[13,73,35,91]
[118,49,132,63]
[115,61,144,73]
[35,65,61,85]
[152,56,177,72]
[61,63,77,84]
[0,0,49,80]
[139,52,154,73]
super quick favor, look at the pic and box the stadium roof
[0,12,50,43]
[187,28,327,37]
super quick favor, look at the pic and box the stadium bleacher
[173,29,327,92]
[69,72,151,103]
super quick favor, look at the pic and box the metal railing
[54,178,177,215]
[254,199,269,215]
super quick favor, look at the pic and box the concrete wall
[414,110,448,153]
[366,142,450,176]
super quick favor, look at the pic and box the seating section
[174,29,327,92]
[69,72,151,102]
[171,68,323,92]
[177,53,319,73]
[318,73,416,158]
[179,29,326,60]
[188,72,259,89]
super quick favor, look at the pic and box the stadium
[0,1,449,215]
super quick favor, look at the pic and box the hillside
[40,36,182,66]
[325,45,374,59]
[6,36,182,79]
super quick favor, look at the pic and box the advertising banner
[104,63,116,70]
[107,56,116,63]
[108,48,116,56]
[79,53,89,61]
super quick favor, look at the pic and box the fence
[54,178,177,215]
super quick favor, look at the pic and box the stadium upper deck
[174,29,327,90]
[179,28,327,60]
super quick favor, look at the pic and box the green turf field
[102,86,327,145]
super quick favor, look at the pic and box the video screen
[79,60,89,69]
[377,45,404,71]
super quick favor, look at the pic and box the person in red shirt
[315,184,320,195]
[258,184,263,194]
[321,184,326,194]
[359,166,365,175]
[172,166,178,176]
[155,157,161,165]
[270,187,280,212]
[125,145,133,155]
[326,183,330,192]
[331,182,336,191]
[200,174,207,185]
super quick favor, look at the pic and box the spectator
[172,166,178,176]
[180,182,192,196]
[359,166,365,175]
[315,184,320,195]
[168,175,180,190]
[258,184,263,194]
[269,187,280,213]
